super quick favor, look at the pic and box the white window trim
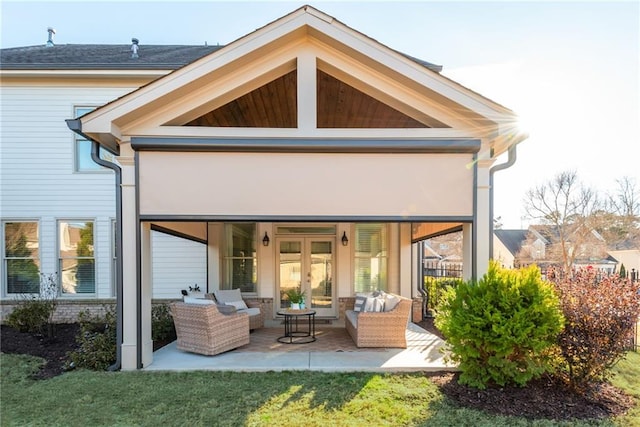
[57,218,97,297]
[2,219,41,297]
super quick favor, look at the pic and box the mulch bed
[1,320,636,421]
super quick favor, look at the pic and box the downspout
[489,145,517,259]
[66,119,123,371]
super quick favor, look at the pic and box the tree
[523,171,602,273]
[601,176,640,250]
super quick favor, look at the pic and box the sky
[1,0,638,229]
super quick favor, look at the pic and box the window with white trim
[74,106,114,172]
[353,223,388,293]
[3,221,40,294]
[58,220,95,294]
[222,223,257,293]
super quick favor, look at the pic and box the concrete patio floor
[145,322,456,373]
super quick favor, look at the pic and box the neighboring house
[493,229,531,269]
[1,6,526,370]
[609,249,640,279]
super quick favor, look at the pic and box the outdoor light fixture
[341,231,349,246]
[262,232,270,247]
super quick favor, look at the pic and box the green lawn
[1,352,638,427]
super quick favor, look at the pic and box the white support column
[476,163,492,279]
[140,222,153,367]
[399,223,412,298]
[462,223,473,281]
[297,49,317,131]
[207,222,221,291]
[117,143,138,370]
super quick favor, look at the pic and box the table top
[277,309,316,316]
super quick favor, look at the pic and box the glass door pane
[278,240,302,309]
[309,241,332,311]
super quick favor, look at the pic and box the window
[222,223,257,293]
[4,222,40,294]
[74,106,114,172]
[59,221,95,294]
[353,223,388,293]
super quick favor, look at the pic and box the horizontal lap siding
[0,86,132,217]
[1,85,132,298]
[151,231,207,299]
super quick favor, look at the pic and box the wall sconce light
[341,231,349,246]
[262,231,270,247]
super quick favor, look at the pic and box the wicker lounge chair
[207,289,264,330]
[170,301,250,356]
[345,294,412,348]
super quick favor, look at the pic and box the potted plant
[284,288,306,310]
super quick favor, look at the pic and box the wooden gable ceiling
[185,69,441,128]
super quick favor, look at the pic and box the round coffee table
[276,309,316,344]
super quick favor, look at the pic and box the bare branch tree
[610,176,640,218]
[523,171,602,273]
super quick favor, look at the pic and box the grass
[1,352,638,427]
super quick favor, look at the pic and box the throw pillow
[364,296,385,312]
[383,293,401,312]
[213,289,243,304]
[216,304,238,315]
[353,295,367,312]
[226,300,249,310]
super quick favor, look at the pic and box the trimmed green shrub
[435,262,564,389]
[152,303,176,343]
[5,273,58,337]
[551,268,640,389]
[67,306,116,371]
[423,277,464,313]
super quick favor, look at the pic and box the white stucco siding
[151,231,207,299]
[139,152,474,218]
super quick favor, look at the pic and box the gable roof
[66,5,525,156]
[494,229,528,255]
[0,44,223,70]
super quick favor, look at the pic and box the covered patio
[68,6,526,370]
[147,321,453,372]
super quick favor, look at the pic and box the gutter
[66,119,123,371]
[489,145,517,258]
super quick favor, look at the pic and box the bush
[5,273,58,337]
[423,277,464,313]
[435,262,564,389]
[67,305,116,371]
[551,268,640,389]
[152,303,176,343]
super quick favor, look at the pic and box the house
[1,41,215,314]
[608,249,640,280]
[1,6,526,370]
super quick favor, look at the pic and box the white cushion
[226,300,248,310]
[183,296,214,305]
[241,307,260,317]
[213,289,243,304]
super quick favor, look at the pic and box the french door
[277,237,335,317]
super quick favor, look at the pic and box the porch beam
[131,137,480,153]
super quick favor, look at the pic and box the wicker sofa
[170,301,250,356]
[345,293,412,348]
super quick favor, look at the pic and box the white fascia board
[130,126,474,140]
